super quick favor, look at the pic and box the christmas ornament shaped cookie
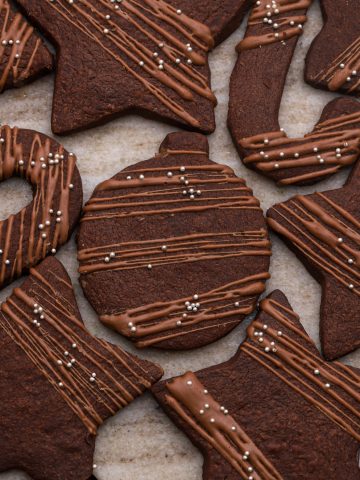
[0,256,163,480]
[78,132,271,350]
[153,290,360,480]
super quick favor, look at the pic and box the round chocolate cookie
[0,125,83,289]
[77,132,271,350]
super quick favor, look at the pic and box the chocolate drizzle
[242,298,360,442]
[165,371,283,480]
[0,125,81,288]
[237,0,311,51]
[0,260,161,434]
[100,271,270,348]
[315,35,360,94]
[239,111,360,185]
[268,193,360,294]
[47,0,215,128]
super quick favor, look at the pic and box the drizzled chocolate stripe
[0,126,78,288]
[239,111,360,185]
[165,372,283,480]
[242,298,360,441]
[314,35,360,94]
[268,194,360,294]
[100,271,270,348]
[47,0,215,128]
[237,0,311,51]
[79,230,271,273]
[0,265,157,434]
[0,0,48,91]
[82,162,261,222]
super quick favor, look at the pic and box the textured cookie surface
[0,125,83,290]
[78,132,271,350]
[0,257,163,480]
[228,0,360,186]
[153,290,360,480]
[0,0,53,92]
[305,0,360,96]
[14,0,252,135]
[267,161,360,360]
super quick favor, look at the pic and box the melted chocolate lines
[242,298,360,442]
[100,272,270,348]
[237,0,311,52]
[315,35,360,94]
[0,266,155,434]
[0,126,76,287]
[165,372,283,480]
[78,230,271,274]
[82,164,261,223]
[48,0,215,128]
[0,0,41,91]
[268,194,360,295]
[239,111,360,185]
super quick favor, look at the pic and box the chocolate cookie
[305,0,360,97]
[0,256,163,480]
[77,132,271,350]
[0,125,83,289]
[0,0,53,92]
[153,290,360,480]
[267,160,360,360]
[15,0,251,135]
[228,0,360,186]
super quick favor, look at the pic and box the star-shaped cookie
[153,290,360,479]
[305,0,360,97]
[0,125,83,290]
[228,0,360,185]
[0,0,53,93]
[0,256,163,480]
[15,0,250,135]
[267,160,360,360]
